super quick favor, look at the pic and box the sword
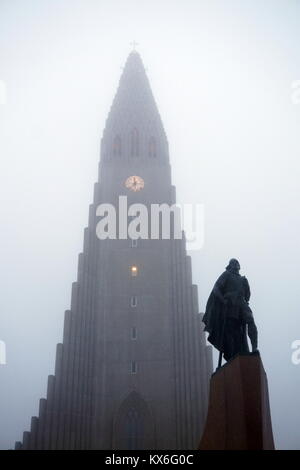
[217,302,228,370]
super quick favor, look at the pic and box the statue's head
[226,258,240,273]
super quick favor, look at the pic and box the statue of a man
[202,259,258,365]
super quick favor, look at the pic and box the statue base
[198,351,275,450]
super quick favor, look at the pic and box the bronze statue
[203,259,258,367]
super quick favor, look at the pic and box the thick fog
[1,0,300,449]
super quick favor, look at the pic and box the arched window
[125,408,143,450]
[131,128,139,157]
[148,137,157,158]
[113,391,155,450]
[113,135,122,157]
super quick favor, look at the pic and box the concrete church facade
[15,52,212,450]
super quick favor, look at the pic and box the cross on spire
[130,40,139,50]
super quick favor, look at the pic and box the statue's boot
[248,321,258,352]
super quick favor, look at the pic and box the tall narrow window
[113,135,122,156]
[130,296,137,307]
[131,327,137,340]
[131,128,139,157]
[148,136,157,158]
[131,239,138,248]
[131,265,138,277]
[131,361,137,374]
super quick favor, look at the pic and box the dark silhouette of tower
[15,52,212,450]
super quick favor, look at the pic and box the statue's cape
[202,291,225,353]
[202,290,249,361]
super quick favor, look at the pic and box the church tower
[15,52,213,450]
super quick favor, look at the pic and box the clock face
[125,175,145,192]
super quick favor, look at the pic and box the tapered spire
[101,51,169,162]
[15,50,212,451]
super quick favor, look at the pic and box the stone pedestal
[199,352,275,450]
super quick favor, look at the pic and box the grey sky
[0,0,300,449]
